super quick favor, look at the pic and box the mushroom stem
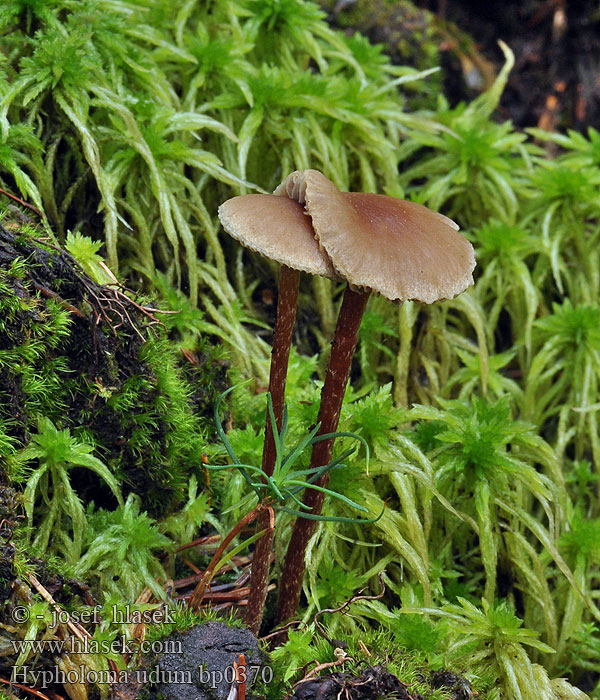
[245,264,300,634]
[276,286,370,625]
[261,265,301,479]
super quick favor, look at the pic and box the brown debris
[290,665,422,700]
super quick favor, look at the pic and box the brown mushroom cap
[275,169,476,304]
[218,193,336,278]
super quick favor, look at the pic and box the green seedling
[209,386,375,522]
[187,385,381,619]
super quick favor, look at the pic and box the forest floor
[329,0,600,133]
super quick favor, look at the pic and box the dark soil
[327,0,600,132]
[290,665,420,700]
[0,486,19,603]
[414,0,600,131]
[288,665,477,700]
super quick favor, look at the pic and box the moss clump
[321,0,442,100]
[0,217,227,514]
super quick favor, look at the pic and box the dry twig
[313,572,386,645]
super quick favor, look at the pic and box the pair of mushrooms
[218,169,476,632]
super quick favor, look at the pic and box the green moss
[145,603,245,647]
[268,624,489,700]
[323,0,439,70]
[0,219,226,515]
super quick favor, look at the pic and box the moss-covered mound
[0,217,227,513]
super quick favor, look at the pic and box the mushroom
[217,192,336,634]
[273,169,476,624]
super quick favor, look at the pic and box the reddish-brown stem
[260,265,300,480]
[0,186,43,218]
[236,654,247,700]
[245,265,300,634]
[188,503,271,610]
[276,287,370,625]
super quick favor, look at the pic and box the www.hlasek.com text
[11,635,182,657]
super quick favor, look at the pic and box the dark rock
[154,622,266,700]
